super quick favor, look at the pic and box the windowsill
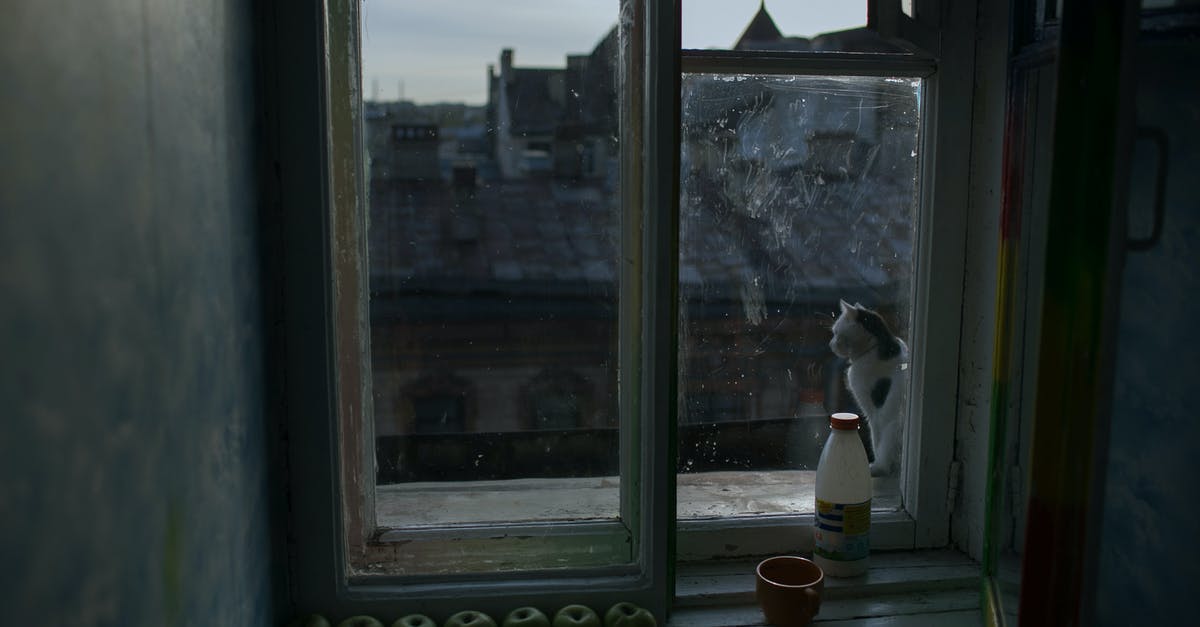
[369,475,974,623]
[376,470,902,528]
[369,473,973,625]
[671,549,980,626]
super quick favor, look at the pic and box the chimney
[500,48,514,83]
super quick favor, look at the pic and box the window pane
[682,0,900,53]
[678,74,921,518]
[363,1,622,528]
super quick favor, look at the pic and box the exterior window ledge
[376,470,902,528]
[670,549,980,626]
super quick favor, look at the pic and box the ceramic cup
[755,555,825,627]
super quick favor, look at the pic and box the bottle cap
[830,412,860,430]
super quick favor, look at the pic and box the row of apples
[289,602,657,627]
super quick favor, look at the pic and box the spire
[734,1,783,48]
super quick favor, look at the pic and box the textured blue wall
[1094,36,1200,626]
[1,1,279,625]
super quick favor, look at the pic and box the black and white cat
[829,300,909,477]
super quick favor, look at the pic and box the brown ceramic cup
[755,555,824,627]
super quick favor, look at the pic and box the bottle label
[814,498,871,562]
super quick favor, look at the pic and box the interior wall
[0,1,281,624]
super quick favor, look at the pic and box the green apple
[391,615,437,627]
[503,607,551,627]
[337,617,384,627]
[552,605,601,627]
[603,602,656,627]
[288,614,332,627]
[444,610,498,627]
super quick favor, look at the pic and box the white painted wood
[669,590,979,626]
[817,610,981,626]
[678,563,979,603]
[951,0,1013,562]
[671,550,980,626]
[903,0,981,550]
[680,50,935,76]
[677,549,978,603]
[677,510,916,562]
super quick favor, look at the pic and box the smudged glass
[678,74,921,518]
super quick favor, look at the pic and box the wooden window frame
[274,0,977,620]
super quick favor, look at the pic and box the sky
[362,0,864,104]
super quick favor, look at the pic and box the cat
[828,300,909,477]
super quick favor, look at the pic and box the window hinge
[946,459,963,513]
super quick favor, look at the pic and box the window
[321,1,671,612]
[671,1,968,561]
[363,0,624,537]
[676,72,921,521]
[280,0,973,619]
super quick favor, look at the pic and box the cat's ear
[854,302,865,310]
[839,299,851,313]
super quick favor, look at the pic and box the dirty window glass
[363,1,623,528]
[678,74,921,518]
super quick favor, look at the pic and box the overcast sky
[362,0,864,104]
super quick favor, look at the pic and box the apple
[603,602,656,627]
[444,610,498,627]
[552,605,601,627]
[337,617,384,627]
[288,614,332,627]
[503,607,551,627]
[391,615,437,627]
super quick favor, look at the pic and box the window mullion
[618,0,645,545]
[904,0,977,549]
[327,0,375,566]
[639,0,681,619]
[681,50,936,77]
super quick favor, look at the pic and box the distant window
[392,124,438,142]
[685,390,748,424]
[412,393,466,434]
[523,368,591,430]
[403,372,473,435]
